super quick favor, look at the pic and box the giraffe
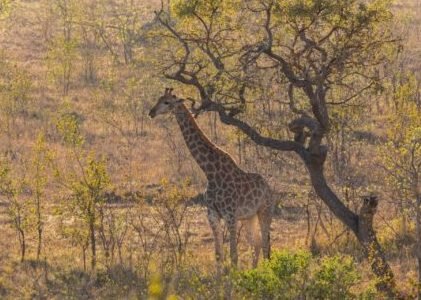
[149,88,275,267]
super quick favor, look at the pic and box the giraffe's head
[148,88,183,118]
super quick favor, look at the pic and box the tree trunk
[37,226,42,261]
[36,193,42,260]
[305,155,401,299]
[82,245,87,272]
[416,193,421,300]
[19,228,25,263]
[357,196,398,299]
[89,217,96,270]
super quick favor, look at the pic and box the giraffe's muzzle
[148,109,156,118]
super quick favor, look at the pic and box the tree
[30,132,54,260]
[68,154,111,270]
[91,0,147,65]
[55,111,111,270]
[0,59,32,144]
[0,161,28,262]
[152,0,401,297]
[46,0,78,96]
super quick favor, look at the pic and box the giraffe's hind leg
[226,216,238,267]
[244,215,262,268]
[258,205,272,260]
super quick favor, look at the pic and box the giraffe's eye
[164,101,169,105]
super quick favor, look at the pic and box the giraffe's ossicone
[149,88,276,268]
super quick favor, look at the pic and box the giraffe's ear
[176,98,184,103]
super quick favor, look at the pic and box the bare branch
[287,84,309,116]
[204,102,306,154]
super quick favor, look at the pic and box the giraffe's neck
[173,103,242,179]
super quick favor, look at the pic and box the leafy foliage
[235,250,363,299]
[0,0,10,19]
[0,59,32,135]
[379,74,420,200]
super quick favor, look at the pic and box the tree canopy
[153,0,397,125]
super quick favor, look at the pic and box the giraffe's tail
[243,214,261,249]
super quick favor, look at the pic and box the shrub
[235,250,366,299]
[308,255,360,299]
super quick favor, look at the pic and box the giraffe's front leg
[227,217,238,267]
[207,208,224,268]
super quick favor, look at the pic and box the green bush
[235,250,366,300]
[308,255,360,299]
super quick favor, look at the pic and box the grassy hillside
[0,0,420,298]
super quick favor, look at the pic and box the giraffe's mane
[176,102,239,163]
